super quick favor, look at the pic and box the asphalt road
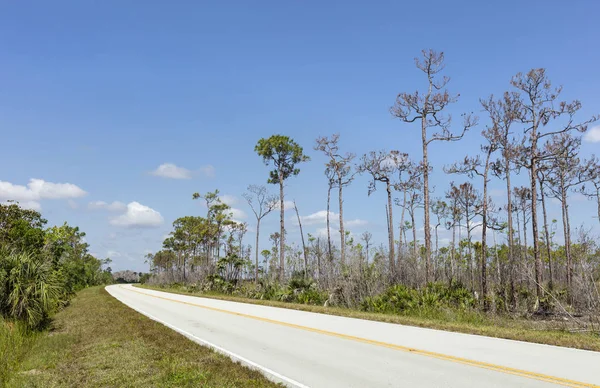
[106,284,600,388]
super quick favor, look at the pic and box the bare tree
[544,133,586,291]
[361,231,372,263]
[482,92,521,304]
[243,185,278,283]
[315,134,357,267]
[579,156,600,224]
[393,157,421,264]
[444,122,500,310]
[431,198,449,278]
[293,200,309,277]
[447,182,482,290]
[359,150,405,278]
[510,68,597,299]
[391,49,476,283]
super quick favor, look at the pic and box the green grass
[139,284,600,352]
[0,318,39,384]
[5,286,280,387]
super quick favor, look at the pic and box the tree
[391,49,476,283]
[361,231,372,264]
[481,92,521,304]
[510,68,597,299]
[293,200,309,277]
[444,122,500,310]
[243,185,278,283]
[315,134,357,267]
[579,156,600,225]
[393,156,421,266]
[359,150,404,277]
[0,201,47,254]
[255,135,310,281]
[544,133,587,291]
[447,182,482,290]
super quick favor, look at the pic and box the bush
[360,282,475,314]
[0,251,63,329]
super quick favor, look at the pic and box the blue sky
[1,1,599,271]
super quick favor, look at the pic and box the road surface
[106,284,600,388]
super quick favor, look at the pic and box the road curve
[106,284,600,388]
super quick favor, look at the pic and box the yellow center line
[122,286,598,388]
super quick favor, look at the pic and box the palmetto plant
[0,250,61,329]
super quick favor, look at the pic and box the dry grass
[6,286,280,387]
[139,284,600,352]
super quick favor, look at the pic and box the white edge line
[105,286,309,388]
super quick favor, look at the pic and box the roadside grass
[0,318,38,384]
[6,286,280,387]
[139,284,600,352]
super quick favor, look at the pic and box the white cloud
[67,199,79,209]
[346,219,368,227]
[88,200,127,212]
[229,207,247,220]
[150,163,192,179]
[298,210,367,228]
[0,179,86,202]
[219,194,238,206]
[300,210,337,225]
[584,126,600,143]
[199,165,216,178]
[110,202,164,228]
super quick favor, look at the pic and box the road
[106,284,600,388]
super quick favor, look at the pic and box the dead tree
[315,134,357,267]
[391,49,477,283]
[579,156,600,225]
[431,199,450,280]
[544,133,586,292]
[359,150,404,278]
[243,185,278,283]
[482,92,521,305]
[444,122,500,310]
[293,200,309,277]
[447,182,482,291]
[510,68,598,299]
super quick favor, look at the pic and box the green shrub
[360,282,475,315]
[0,251,63,329]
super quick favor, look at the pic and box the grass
[4,286,280,387]
[0,318,39,384]
[139,284,600,352]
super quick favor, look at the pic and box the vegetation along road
[108,284,600,388]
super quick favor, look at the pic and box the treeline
[147,49,600,317]
[0,201,112,328]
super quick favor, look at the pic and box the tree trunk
[411,210,417,258]
[481,158,490,311]
[255,220,261,283]
[560,173,573,292]
[451,215,456,282]
[530,117,543,298]
[505,153,516,311]
[539,180,553,289]
[386,181,395,278]
[399,189,407,265]
[339,181,346,267]
[466,206,473,291]
[294,201,308,277]
[326,184,333,262]
[422,119,432,283]
[279,176,285,282]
